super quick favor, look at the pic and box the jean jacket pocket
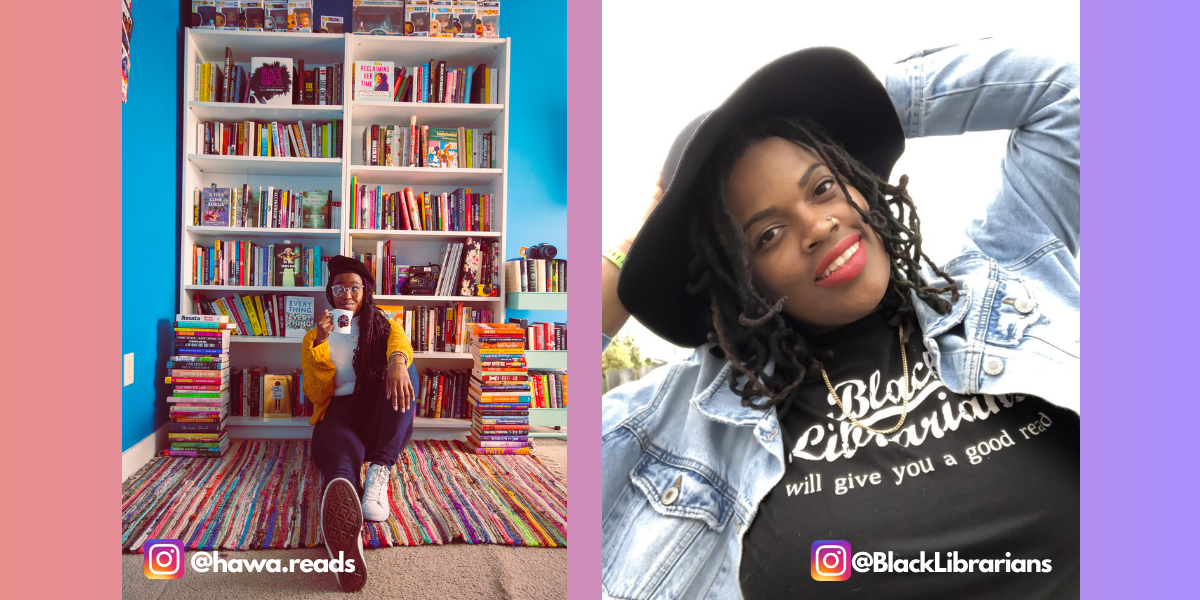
[602,452,736,600]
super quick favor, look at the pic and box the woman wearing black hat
[601,40,1079,599]
[301,255,415,593]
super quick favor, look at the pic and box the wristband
[603,247,627,270]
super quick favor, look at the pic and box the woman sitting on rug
[301,254,416,593]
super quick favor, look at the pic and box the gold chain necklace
[820,324,909,435]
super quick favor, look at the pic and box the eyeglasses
[331,284,364,298]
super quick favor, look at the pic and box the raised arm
[885,39,1080,262]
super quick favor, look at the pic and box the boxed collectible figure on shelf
[479,1,499,38]
[353,0,405,35]
[289,1,313,32]
[191,0,217,29]
[405,0,430,36]
[454,1,477,38]
[430,1,453,38]
[264,1,289,32]
[217,1,241,30]
[321,15,344,33]
[242,1,266,31]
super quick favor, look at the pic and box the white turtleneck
[327,314,361,396]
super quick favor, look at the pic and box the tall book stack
[160,314,233,458]
[466,323,532,455]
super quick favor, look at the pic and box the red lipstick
[814,234,866,288]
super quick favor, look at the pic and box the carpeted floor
[121,434,566,599]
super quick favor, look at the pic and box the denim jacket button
[984,357,1004,375]
[661,486,679,506]
[1015,298,1033,314]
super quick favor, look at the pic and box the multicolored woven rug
[122,439,567,553]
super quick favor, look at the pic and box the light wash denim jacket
[601,40,1080,600]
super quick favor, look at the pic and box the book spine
[471,447,531,455]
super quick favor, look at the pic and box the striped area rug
[122,439,567,552]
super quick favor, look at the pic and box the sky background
[602,0,1080,361]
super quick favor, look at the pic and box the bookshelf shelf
[413,352,475,360]
[188,154,343,176]
[188,101,345,123]
[352,102,505,128]
[414,417,472,429]
[226,415,314,427]
[186,226,340,239]
[185,285,323,292]
[529,408,568,438]
[348,229,501,241]
[230,336,304,344]
[349,36,506,63]
[375,295,503,302]
[525,351,567,369]
[507,292,567,311]
[223,415,468,440]
[190,30,346,63]
[349,165,503,185]
[181,30,511,442]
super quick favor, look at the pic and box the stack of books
[466,323,532,455]
[160,314,233,458]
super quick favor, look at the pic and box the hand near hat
[602,171,664,338]
[385,355,413,412]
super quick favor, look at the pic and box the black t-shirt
[739,310,1079,599]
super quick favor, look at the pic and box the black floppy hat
[616,47,906,348]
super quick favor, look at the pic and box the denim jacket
[601,40,1079,600]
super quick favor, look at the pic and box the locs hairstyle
[325,277,390,395]
[687,115,960,415]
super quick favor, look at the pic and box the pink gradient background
[566,0,602,597]
[4,0,122,596]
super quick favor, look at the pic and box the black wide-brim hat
[617,47,906,348]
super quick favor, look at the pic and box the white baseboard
[122,424,168,483]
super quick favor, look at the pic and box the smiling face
[331,273,365,315]
[725,137,892,334]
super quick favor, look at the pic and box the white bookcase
[508,293,568,438]
[179,30,511,441]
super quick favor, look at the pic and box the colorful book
[249,57,294,105]
[201,187,231,226]
[355,61,395,101]
[426,128,459,168]
[285,295,315,337]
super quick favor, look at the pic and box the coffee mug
[331,309,353,334]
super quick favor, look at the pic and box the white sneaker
[320,478,367,593]
[361,463,392,522]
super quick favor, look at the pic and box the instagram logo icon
[811,540,852,581]
[143,539,185,579]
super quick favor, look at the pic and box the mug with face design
[331,309,353,334]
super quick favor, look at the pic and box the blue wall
[122,2,183,452]
[121,1,568,452]
[499,0,569,327]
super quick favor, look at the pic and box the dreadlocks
[325,278,390,396]
[686,115,960,415]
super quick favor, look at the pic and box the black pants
[311,364,417,497]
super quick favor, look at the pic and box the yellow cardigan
[300,318,414,425]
